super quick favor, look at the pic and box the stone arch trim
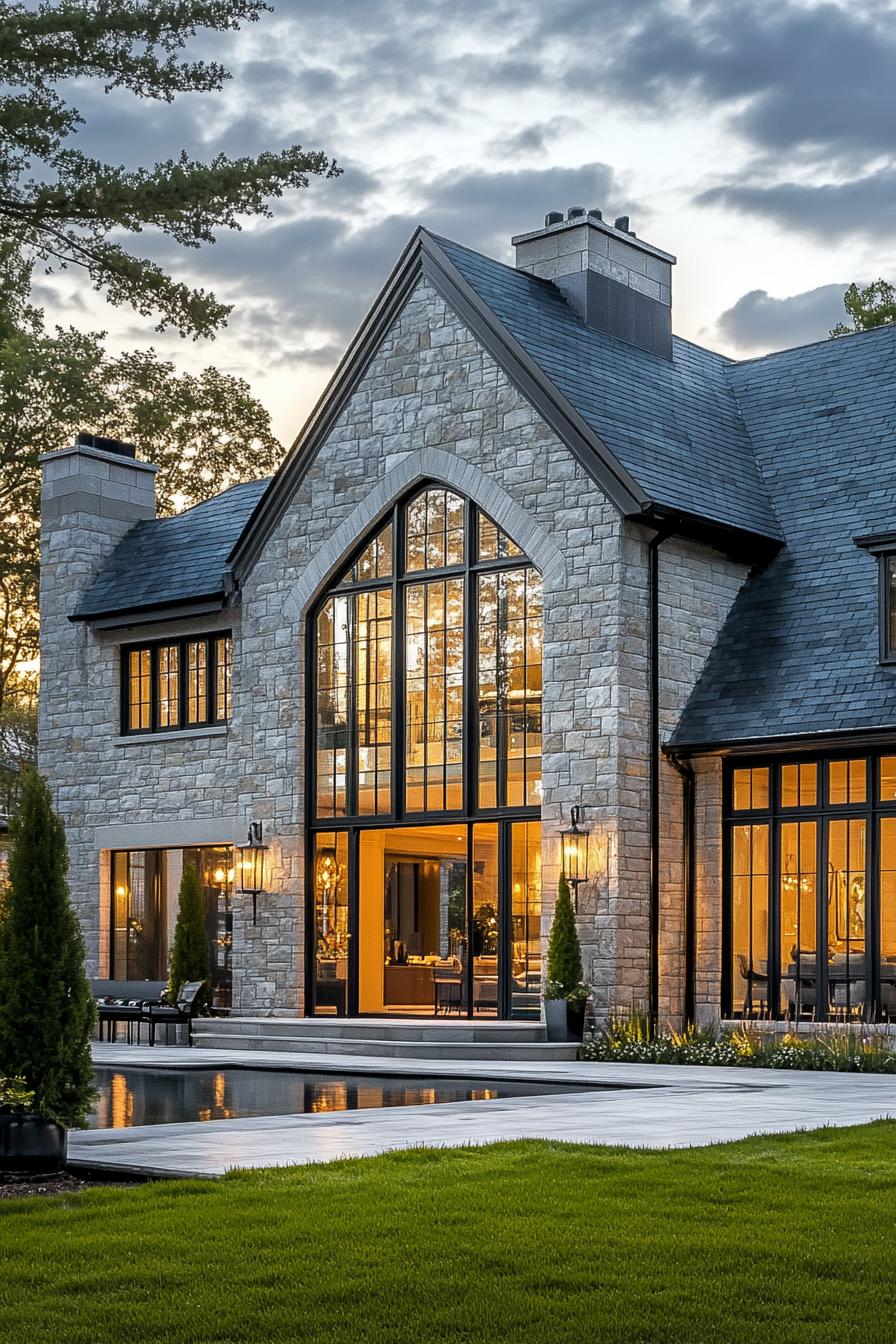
[280,447,568,623]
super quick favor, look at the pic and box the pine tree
[168,863,211,1008]
[545,874,584,999]
[0,770,95,1127]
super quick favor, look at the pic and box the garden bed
[582,1017,896,1070]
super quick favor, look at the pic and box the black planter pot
[543,998,569,1042]
[0,1114,66,1175]
[566,1001,586,1043]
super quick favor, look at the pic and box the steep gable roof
[433,235,781,541]
[671,324,896,748]
[72,478,269,623]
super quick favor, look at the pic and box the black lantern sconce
[560,805,590,911]
[237,820,268,925]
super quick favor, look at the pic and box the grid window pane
[781,763,817,808]
[405,488,465,572]
[405,577,464,812]
[829,758,867,805]
[477,511,523,562]
[187,640,208,725]
[215,636,233,722]
[779,821,817,1018]
[356,588,392,815]
[477,567,542,809]
[128,649,151,731]
[157,645,180,729]
[731,824,770,1017]
[732,768,769,811]
[316,597,350,817]
[338,522,393,585]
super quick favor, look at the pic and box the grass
[2,1125,896,1343]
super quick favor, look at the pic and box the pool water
[89,1066,584,1129]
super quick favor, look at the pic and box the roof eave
[70,592,227,629]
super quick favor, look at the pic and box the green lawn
[2,1124,896,1344]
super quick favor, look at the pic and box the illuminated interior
[311,486,542,1018]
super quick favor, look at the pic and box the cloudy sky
[43,0,896,444]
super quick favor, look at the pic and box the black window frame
[120,631,233,736]
[853,532,896,665]
[306,484,544,1021]
[722,747,896,1022]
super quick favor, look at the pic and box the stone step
[191,1028,578,1062]
[206,1017,547,1043]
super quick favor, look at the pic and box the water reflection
[89,1068,560,1129]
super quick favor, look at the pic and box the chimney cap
[544,210,564,227]
[567,206,586,220]
[76,431,137,459]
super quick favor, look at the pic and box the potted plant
[544,874,588,1042]
[0,771,96,1174]
[167,862,212,1018]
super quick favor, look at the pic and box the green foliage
[167,863,210,1008]
[0,1073,35,1112]
[583,1010,896,1072]
[830,279,896,337]
[0,769,95,1127]
[545,874,585,1001]
[0,0,338,336]
[3,1128,896,1342]
[0,286,282,714]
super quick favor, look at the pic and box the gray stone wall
[39,276,746,1021]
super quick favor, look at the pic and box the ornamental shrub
[167,863,211,1009]
[0,770,95,1127]
[545,874,585,1001]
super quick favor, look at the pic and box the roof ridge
[732,320,896,369]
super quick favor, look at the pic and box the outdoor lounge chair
[143,981,205,1046]
[91,979,168,1043]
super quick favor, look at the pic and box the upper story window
[122,632,232,735]
[313,486,543,821]
[854,532,896,663]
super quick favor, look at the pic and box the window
[724,750,896,1023]
[121,633,233,734]
[310,486,543,1020]
[853,533,896,663]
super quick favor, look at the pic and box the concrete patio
[66,1043,896,1179]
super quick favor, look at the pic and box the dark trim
[634,504,781,564]
[71,594,226,627]
[668,725,896,758]
[855,531,896,553]
[667,751,696,1024]
[647,525,674,1029]
[120,631,231,736]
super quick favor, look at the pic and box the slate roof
[671,324,896,747]
[73,478,269,619]
[434,235,782,541]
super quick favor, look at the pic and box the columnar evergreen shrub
[168,863,211,1009]
[545,874,585,1001]
[0,770,95,1127]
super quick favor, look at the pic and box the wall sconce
[237,821,268,925]
[560,805,590,912]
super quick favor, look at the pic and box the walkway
[69,1044,896,1179]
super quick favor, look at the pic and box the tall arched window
[310,486,542,1019]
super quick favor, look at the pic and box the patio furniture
[143,981,205,1046]
[737,954,768,1017]
[432,961,464,1015]
[782,950,819,1020]
[91,979,168,1044]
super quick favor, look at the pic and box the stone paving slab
[68,1045,896,1179]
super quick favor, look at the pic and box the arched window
[310,486,542,1019]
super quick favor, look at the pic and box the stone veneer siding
[40,276,747,1020]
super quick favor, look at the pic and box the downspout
[667,749,696,1025]
[647,524,674,1032]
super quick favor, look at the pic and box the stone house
[38,208,896,1028]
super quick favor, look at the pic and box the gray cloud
[697,165,896,241]
[712,283,851,354]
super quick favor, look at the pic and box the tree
[0,0,338,338]
[831,280,896,337]
[168,862,210,1007]
[0,769,95,1127]
[0,287,283,714]
[545,874,584,1000]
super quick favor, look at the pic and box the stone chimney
[512,208,676,360]
[38,433,159,755]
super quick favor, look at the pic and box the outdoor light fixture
[237,821,268,925]
[560,805,590,911]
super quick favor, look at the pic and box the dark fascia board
[227,228,654,586]
[855,531,896,554]
[638,504,782,563]
[70,594,225,629]
[666,723,896,758]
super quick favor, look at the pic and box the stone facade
[39,276,747,1023]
